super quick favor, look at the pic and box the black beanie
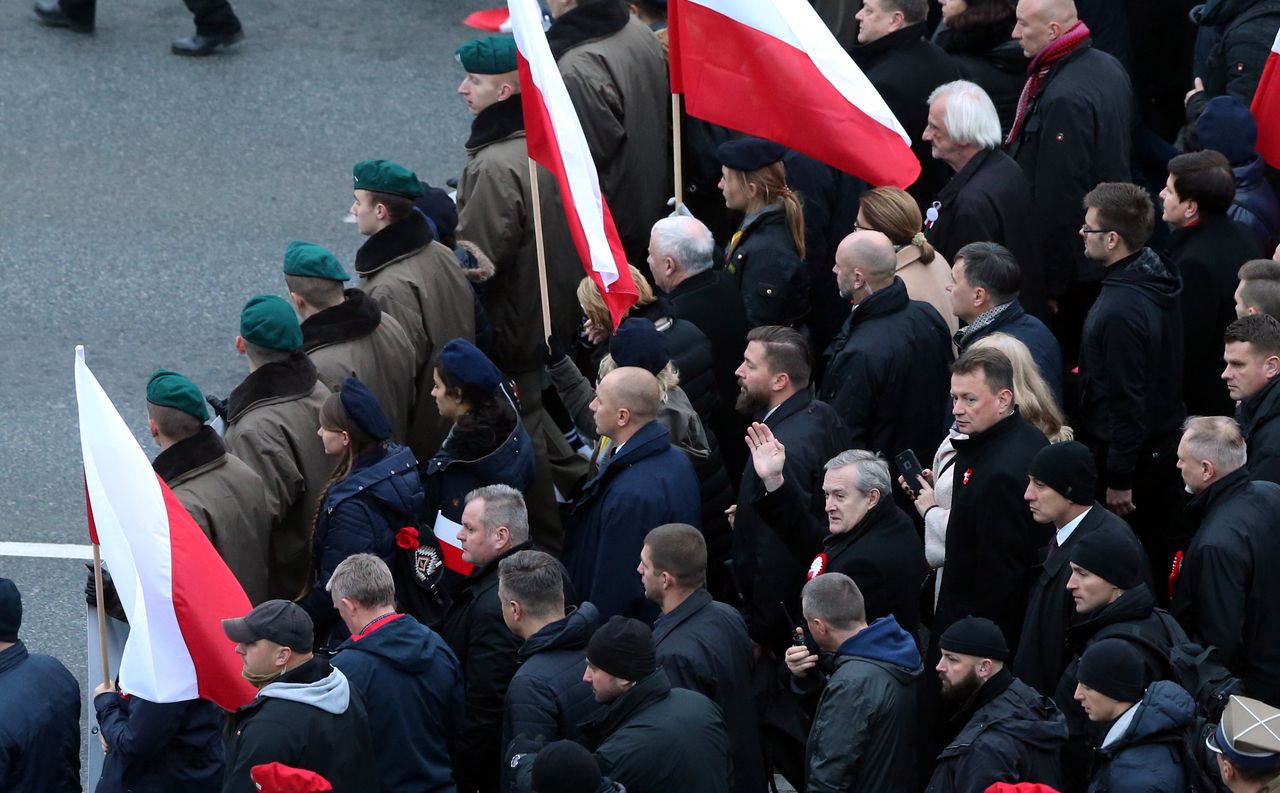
[587,616,656,681]
[0,578,18,643]
[1069,525,1143,590]
[939,616,1009,661]
[1077,638,1148,703]
[1028,441,1097,505]
[532,740,603,793]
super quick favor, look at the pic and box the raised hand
[746,422,786,492]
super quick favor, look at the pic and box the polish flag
[508,0,638,329]
[431,512,474,577]
[76,348,255,712]
[1252,28,1280,169]
[668,0,920,189]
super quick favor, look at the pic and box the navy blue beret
[718,137,786,172]
[414,185,458,240]
[440,338,503,394]
[609,318,669,375]
[339,377,391,442]
[1196,95,1257,166]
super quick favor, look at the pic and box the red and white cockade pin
[807,553,828,580]
[962,467,973,486]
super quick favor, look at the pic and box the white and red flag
[1252,27,1280,168]
[669,0,920,189]
[507,0,638,329]
[76,347,255,712]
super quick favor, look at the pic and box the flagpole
[528,158,554,341]
[672,93,684,206]
[91,544,111,686]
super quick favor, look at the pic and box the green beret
[146,369,210,422]
[283,240,349,282]
[456,36,517,75]
[240,295,303,352]
[352,160,424,199]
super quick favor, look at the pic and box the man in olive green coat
[224,295,333,601]
[547,0,670,266]
[350,159,477,461]
[146,369,272,604]
[282,240,416,447]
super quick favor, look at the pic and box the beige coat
[307,311,416,447]
[896,245,958,338]
[171,452,273,605]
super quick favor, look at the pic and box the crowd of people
[5,0,1280,791]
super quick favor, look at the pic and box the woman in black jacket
[932,0,1026,135]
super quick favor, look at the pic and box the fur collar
[301,288,383,351]
[466,97,526,152]
[546,0,630,59]
[153,425,227,484]
[355,212,436,276]
[227,353,320,423]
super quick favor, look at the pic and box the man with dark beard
[924,617,1067,793]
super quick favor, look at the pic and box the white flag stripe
[508,0,620,287]
[76,347,198,701]
[1273,25,1280,55]
[688,0,910,145]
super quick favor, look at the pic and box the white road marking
[0,542,95,560]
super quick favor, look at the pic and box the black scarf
[546,0,630,59]
[227,353,320,423]
[153,425,226,483]
[300,289,383,351]
[354,212,436,276]
[466,97,526,151]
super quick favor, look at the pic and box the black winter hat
[587,616,656,681]
[532,740,604,793]
[1077,638,1148,703]
[0,578,20,642]
[939,616,1009,661]
[1069,525,1143,590]
[1027,441,1096,505]
[609,318,669,376]
[717,137,786,172]
[338,376,392,443]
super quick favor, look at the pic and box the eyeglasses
[852,223,875,232]
[1079,225,1113,235]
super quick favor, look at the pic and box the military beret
[338,377,391,442]
[240,295,303,352]
[414,186,459,240]
[352,159,424,199]
[456,36,517,74]
[718,137,786,172]
[609,318,669,375]
[439,338,503,395]
[146,369,210,422]
[283,241,349,282]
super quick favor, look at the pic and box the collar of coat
[466,96,526,152]
[1066,583,1158,653]
[823,492,898,555]
[652,588,713,643]
[152,425,227,484]
[546,0,630,59]
[844,275,909,329]
[948,666,1015,725]
[300,288,383,351]
[951,406,1027,450]
[354,212,436,276]
[227,352,320,423]
[850,22,928,67]
[0,641,28,676]
[759,389,815,427]
[935,147,1003,206]
[578,420,674,495]
[1238,373,1280,437]
[1186,465,1252,516]
[584,667,672,741]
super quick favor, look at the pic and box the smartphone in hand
[895,449,925,494]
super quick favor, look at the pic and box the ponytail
[911,231,937,264]
[781,187,806,259]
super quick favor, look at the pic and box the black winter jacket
[933,19,1026,135]
[1238,374,1280,485]
[503,602,604,760]
[0,642,80,792]
[935,410,1050,652]
[1006,43,1133,296]
[633,301,720,421]
[1166,214,1260,417]
[820,277,953,463]
[726,205,809,329]
[1230,155,1280,252]
[1173,467,1280,704]
[94,694,224,793]
[1191,0,1280,111]
[1087,681,1195,793]
[1077,248,1186,490]
[730,391,850,652]
[653,589,765,793]
[662,270,750,419]
[925,670,1069,793]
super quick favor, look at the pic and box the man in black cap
[1074,639,1196,793]
[530,740,624,793]
[1014,440,1145,695]
[579,616,731,793]
[0,578,80,792]
[1208,695,1280,793]
[282,240,416,449]
[221,600,374,793]
[925,617,1067,793]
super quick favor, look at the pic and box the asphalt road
[0,0,493,766]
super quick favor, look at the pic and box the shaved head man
[590,367,661,447]
[833,230,898,305]
[1013,0,1079,59]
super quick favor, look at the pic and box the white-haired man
[923,80,1047,318]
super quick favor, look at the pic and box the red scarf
[1005,20,1092,146]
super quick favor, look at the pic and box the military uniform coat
[355,212,477,461]
[224,353,332,601]
[154,426,272,605]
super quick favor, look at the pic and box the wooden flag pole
[529,158,554,342]
[672,93,684,206]
[92,544,111,686]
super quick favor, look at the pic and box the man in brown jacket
[547,0,670,265]
[146,369,271,604]
[282,240,416,447]
[224,295,332,601]
[351,159,476,461]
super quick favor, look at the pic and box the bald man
[1007,0,1131,360]
[562,367,702,623]
[819,230,953,476]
